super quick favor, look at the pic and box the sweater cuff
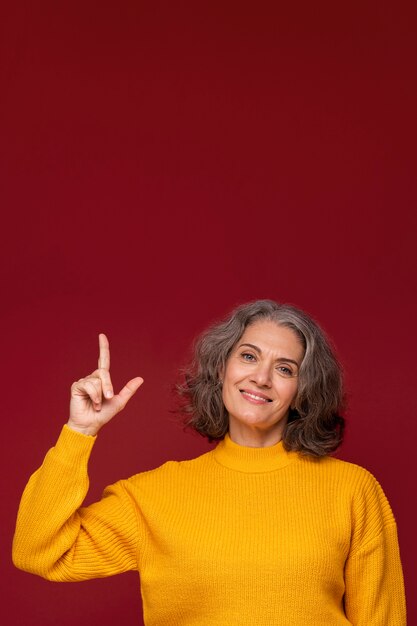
[51,424,97,467]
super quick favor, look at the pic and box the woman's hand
[67,334,143,436]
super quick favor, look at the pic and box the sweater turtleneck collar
[213,433,298,473]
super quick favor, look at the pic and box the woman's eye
[277,366,293,377]
[241,352,256,361]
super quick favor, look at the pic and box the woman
[13,300,406,625]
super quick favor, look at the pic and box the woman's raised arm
[12,335,144,580]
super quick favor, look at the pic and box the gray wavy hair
[176,299,345,457]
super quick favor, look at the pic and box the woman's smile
[239,389,272,404]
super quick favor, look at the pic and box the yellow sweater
[13,425,406,626]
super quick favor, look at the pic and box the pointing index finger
[98,333,110,370]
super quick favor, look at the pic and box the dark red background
[1,2,416,624]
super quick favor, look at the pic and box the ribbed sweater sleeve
[344,469,406,625]
[12,425,141,581]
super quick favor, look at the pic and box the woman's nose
[250,364,272,387]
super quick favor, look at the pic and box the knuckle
[86,381,100,395]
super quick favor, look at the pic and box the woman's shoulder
[303,453,396,519]
[304,450,376,475]
[320,457,398,544]
[299,451,389,496]
[120,448,216,486]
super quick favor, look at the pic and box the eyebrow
[237,343,300,367]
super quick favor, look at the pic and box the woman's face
[221,320,304,447]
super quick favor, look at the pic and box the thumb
[116,377,144,409]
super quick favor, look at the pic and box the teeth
[243,391,269,402]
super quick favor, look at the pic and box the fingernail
[106,391,113,398]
